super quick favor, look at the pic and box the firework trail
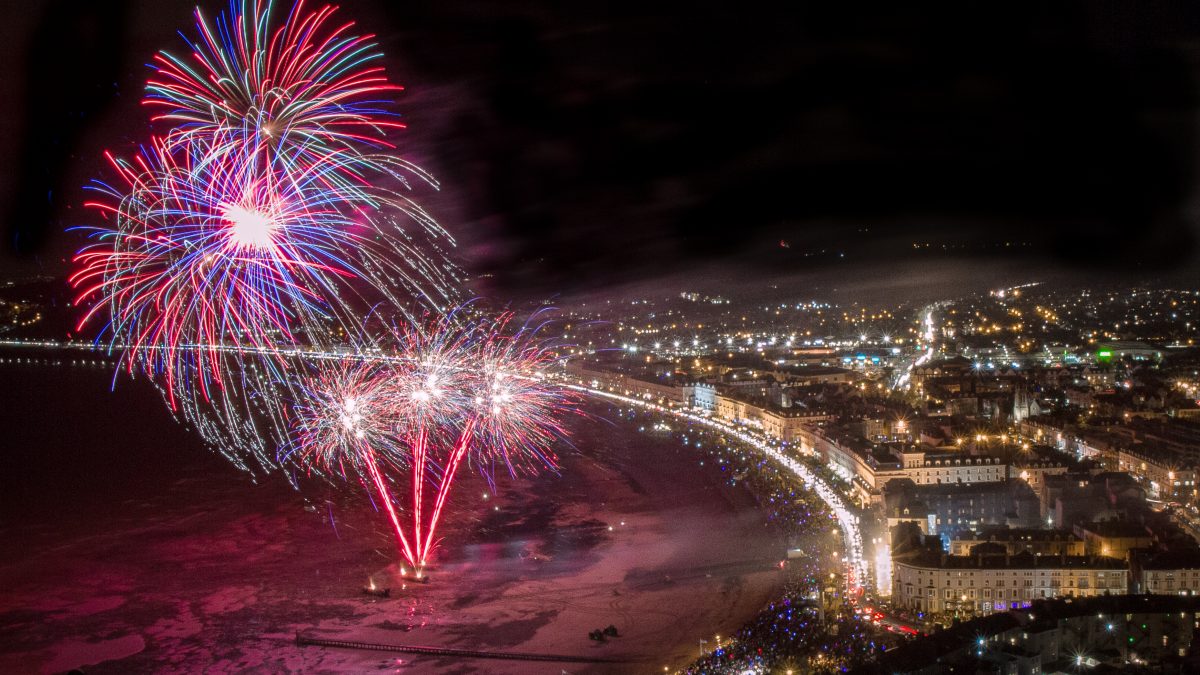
[411,312,573,565]
[387,315,477,570]
[289,358,419,562]
[391,311,576,569]
[283,311,576,572]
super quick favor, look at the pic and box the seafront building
[892,549,1128,616]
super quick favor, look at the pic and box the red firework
[286,312,576,574]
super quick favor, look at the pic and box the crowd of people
[677,427,889,674]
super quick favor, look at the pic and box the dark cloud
[2,1,1199,296]
[2,0,129,258]
[385,1,1200,297]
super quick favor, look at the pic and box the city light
[571,383,869,588]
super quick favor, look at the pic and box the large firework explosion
[72,129,455,401]
[71,0,458,467]
[71,0,576,573]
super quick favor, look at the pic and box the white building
[797,425,1007,505]
[893,551,1127,616]
[564,361,694,407]
[1136,552,1200,595]
[712,391,833,441]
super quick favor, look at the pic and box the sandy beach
[0,373,786,674]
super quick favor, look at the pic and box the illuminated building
[1073,521,1155,560]
[1117,446,1199,503]
[875,595,1200,673]
[950,528,1085,557]
[892,550,1127,616]
[1135,551,1200,595]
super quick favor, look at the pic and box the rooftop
[860,595,1200,674]
[1075,520,1152,539]
[895,551,1127,571]
[1138,549,1200,571]
[954,528,1081,543]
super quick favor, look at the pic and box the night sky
[2,0,1199,299]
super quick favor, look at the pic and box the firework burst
[72,123,456,414]
[282,311,576,571]
[287,357,421,561]
[148,0,403,165]
[74,0,456,419]
[73,0,577,576]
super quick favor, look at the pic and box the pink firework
[285,312,577,573]
[288,358,420,563]
[72,129,454,408]
[72,1,458,472]
[147,0,404,163]
[397,312,578,571]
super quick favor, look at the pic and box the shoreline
[0,378,789,674]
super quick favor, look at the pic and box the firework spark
[72,123,456,475]
[282,312,576,571]
[72,0,576,576]
[147,0,404,166]
[75,0,455,422]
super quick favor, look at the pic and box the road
[892,303,942,390]
[570,384,869,593]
